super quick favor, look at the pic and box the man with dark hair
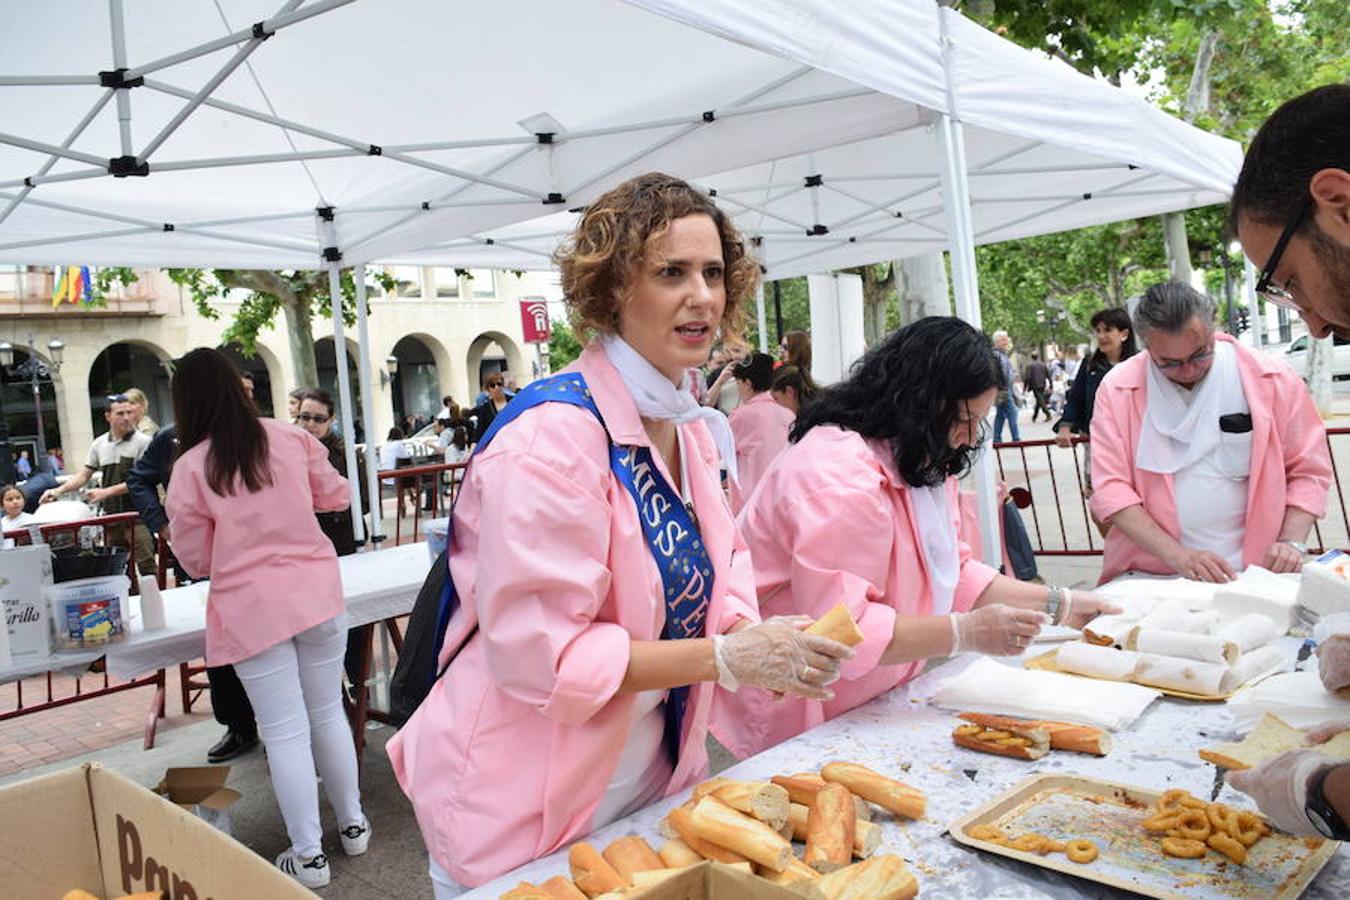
[1022,352,1050,423]
[1230,84,1350,339]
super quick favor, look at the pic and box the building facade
[0,265,556,466]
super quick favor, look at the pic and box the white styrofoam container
[0,543,54,660]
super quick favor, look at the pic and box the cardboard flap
[199,786,242,811]
[633,862,822,899]
[154,765,232,805]
[0,764,102,900]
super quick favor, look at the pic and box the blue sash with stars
[433,372,714,763]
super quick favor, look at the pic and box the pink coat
[165,418,350,666]
[1089,333,1331,585]
[386,345,760,887]
[728,391,795,513]
[712,426,998,760]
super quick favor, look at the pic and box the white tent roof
[0,0,1240,272]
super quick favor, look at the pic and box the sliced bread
[1199,712,1350,770]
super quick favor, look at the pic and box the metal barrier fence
[991,425,1350,557]
[373,460,467,546]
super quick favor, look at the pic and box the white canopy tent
[0,0,1242,559]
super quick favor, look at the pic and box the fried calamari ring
[981,730,1014,741]
[1008,834,1049,853]
[968,824,1007,842]
[1141,811,1180,834]
[1233,811,1264,847]
[1158,789,1191,813]
[1160,837,1207,859]
[1206,803,1238,836]
[1176,808,1211,841]
[954,724,983,737]
[1065,839,1099,863]
[1042,839,1067,855]
[996,737,1033,747]
[1207,831,1247,865]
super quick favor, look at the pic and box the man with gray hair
[1087,281,1330,584]
[990,330,1021,442]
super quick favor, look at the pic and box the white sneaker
[339,818,371,857]
[276,849,331,888]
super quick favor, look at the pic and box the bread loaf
[805,782,856,873]
[759,855,822,885]
[662,804,750,865]
[537,876,588,900]
[708,780,790,831]
[657,838,702,868]
[500,883,551,899]
[814,854,919,900]
[772,772,871,821]
[789,802,880,858]
[568,842,626,896]
[957,712,1112,756]
[807,603,866,646]
[601,835,664,882]
[821,762,925,820]
[687,796,794,872]
[952,722,1050,760]
[1200,712,1350,770]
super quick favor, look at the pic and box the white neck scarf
[1137,339,1241,474]
[601,335,739,485]
[909,483,959,615]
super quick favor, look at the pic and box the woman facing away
[1054,306,1139,495]
[164,348,369,889]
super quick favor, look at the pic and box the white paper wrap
[1298,561,1350,618]
[1055,641,1141,681]
[1213,568,1299,631]
[1213,612,1283,653]
[1229,670,1350,734]
[1130,628,1239,664]
[1132,652,1228,695]
[1132,602,1219,635]
[1080,614,1138,648]
[1219,645,1288,694]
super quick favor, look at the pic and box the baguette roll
[500,884,551,899]
[807,602,866,646]
[663,805,750,864]
[759,855,822,885]
[687,796,794,872]
[691,777,732,801]
[538,876,588,900]
[789,802,880,858]
[956,712,1112,756]
[601,835,664,882]
[815,854,919,900]
[773,773,870,821]
[710,780,791,831]
[630,866,688,888]
[805,782,857,873]
[657,838,703,868]
[568,842,627,897]
[951,723,1050,760]
[821,762,926,820]
[1056,641,1140,681]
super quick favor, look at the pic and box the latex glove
[1307,719,1350,744]
[1227,749,1328,836]
[712,616,855,701]
[1167,546,1236,583]
[1262,541,1305,574]
[951,604,1047,656]
[1059,592,1122,629]
[1317,633,1350,694]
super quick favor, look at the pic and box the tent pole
[318,211,365,547]
[755,280,769,353]
[1243,259,1264,349]
[936,113,1002,568]
[353,266,384,545]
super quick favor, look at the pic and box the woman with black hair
[1054,307,1139,492]
[728,352,794,512]
[714,317,1119,759]
[165,348,369,888]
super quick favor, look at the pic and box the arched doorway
[390,335,440,426]
[1,345,61,473]
[466,331,526,403]
[217,343,279,418]
[314,337,364,443]
[87,341,170,436]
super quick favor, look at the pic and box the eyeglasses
[1152,347,1215,370]
[487,382,504,389]
[1254,196,1311,311]
[106,393,129,403]
[296,413,330,424]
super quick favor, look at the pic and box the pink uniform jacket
[713,425,998,760]
[165,417,350,666]
[1089,333,1331,585]
[728,391,795,513]
[386,345,759,887]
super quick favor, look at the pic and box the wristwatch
[1304,764,1350,841]
[1281,539,1309,555]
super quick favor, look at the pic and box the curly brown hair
[554,172,759,341]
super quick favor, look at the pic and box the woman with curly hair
[713,317,1119,759]
[388,172,854,894]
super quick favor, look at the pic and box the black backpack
[387,545,450,727]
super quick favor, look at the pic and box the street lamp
[0,334,63,479]
[380,354,399,388]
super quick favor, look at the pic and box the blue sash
[434,372,715,763]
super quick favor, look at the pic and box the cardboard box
[0,763,313,900]
[605,862,818,899]
[0,543,53,661]
[153,767,243,836]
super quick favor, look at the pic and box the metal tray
[949,773,1337,900]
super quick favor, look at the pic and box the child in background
[2,484,36,546]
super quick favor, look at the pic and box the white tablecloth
[0,542,430,683]
[464,639,1349,899]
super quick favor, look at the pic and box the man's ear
[1310,167,1350,243]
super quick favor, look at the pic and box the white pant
[429,857,465,898]
[234,612,364,859]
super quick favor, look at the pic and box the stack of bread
[501,762,924,899]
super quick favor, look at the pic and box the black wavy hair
[789,316,1004,487]
[1087,307,1138,368]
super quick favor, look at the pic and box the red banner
[519,297,551,343]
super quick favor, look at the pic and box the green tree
[547,319,585,370]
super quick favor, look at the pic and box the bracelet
[949,614,964,655]
[1045,585,1061,624]
[1058,587,1073,626]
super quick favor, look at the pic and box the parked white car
[1283,334,1350,382]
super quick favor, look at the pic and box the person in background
[288,388,307,422]
[714,317,1118,760]
[470,373,511,442]
[1054,307,1139,497]
[165,348,369,888]
[1064,346,1081,381]
[1230,84,1349,340]
[780,329,812,374]
[990,330,1021,443]
[435,395,458,423]
[1022,352,1051,423]
[123,387,159,436]
[2,483,35,529]
[703,341,748,415]
[1089,282,1330,584]
[769,364,817,417]
[46,447,63,476]
[14,450,32,480]
[388,172,853,893]
[728,352,794,513]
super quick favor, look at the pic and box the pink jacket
[165,418,350,666]
[728,391,795,513]
[386,345,760,887]
[1089,334,1331,585]
[713,426,998,760]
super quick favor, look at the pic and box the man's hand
[85,487,113,505]
[39,489,59,504]
[1166,546,1236,583]
[1262,541,1305,574]
[1054,426,1075,448]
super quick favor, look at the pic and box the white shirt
[2,510,37,548]
[1171,380,1251,570]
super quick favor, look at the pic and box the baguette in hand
[952,722,1050,760]
[821,762,926,820]
[807,603,866,646]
